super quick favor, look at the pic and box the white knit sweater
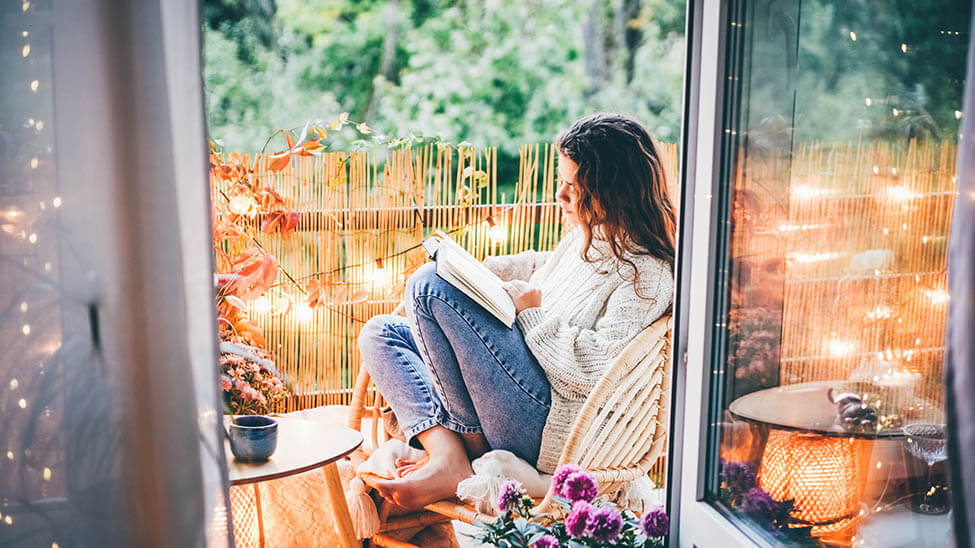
[483,227,673,472]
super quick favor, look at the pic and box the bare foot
[373,451,473,509]
[394,455,429,477]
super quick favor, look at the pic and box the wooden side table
[728,381,944,541]
[226,414,363,548]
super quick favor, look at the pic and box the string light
[22,0,30,12]
[892,107,900,116]
[4,515,11,525]
[901,43,908,53]
[22,324,30,335]
[9,379,18,390]
[956,110,964,120]
[42,467,52,481]
[35,120,43,131]
[828,337,856,356]
[849,31,857,41]
[21,44,30,58]
[872,165,879,174]
[294,302,314,323]
[924,289,950,304]
[865,97,872,106]
[887,185,918,201]
[43,262,51,272]
[52,196,62,208]
[5,451,12,460]
[17,399,26,409]
[30,157,38,169]
[28,232,37,243]
[790,251,840,263]
[29,80,38,92]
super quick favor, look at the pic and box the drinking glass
[903,423,950,514]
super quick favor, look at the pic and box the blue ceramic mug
[228,415,278,462]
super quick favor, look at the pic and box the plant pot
[228,415,278,462]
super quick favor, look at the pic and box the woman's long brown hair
[557,113,677,295]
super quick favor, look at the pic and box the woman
[357,113,676,509]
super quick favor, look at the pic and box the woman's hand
[503,280,541,313]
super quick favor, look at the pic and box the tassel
[337,459,381,539]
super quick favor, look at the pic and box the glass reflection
[711,0,969,546]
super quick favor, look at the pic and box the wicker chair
[347,315,672,547]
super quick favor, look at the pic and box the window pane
[708,1,969,545]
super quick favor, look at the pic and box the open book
[422,231,516,328]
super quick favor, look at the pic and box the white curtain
[0,0,229,546]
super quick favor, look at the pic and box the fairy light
[18,399,26,409]
[19,302,27,313]
[29,80,38,92]
[5,451,13,460]
[956,110,964,120]
[901,43,908,53]
[249,296,272,315]
[9,379,18,390]
[22,324,30,335]
[4,516,11,525]
[865,97,872,106]
[872,165,879,174]
[228,195,257,216]
[865,305,893,319]
[924,289,950,304]
[792,185,833,199]
[28,232,37,244]
[21,44,30,58]
[892,107,900,116]
[294,302,314,323]
[42,467,52,481]
[35,120,44,131]
[828,338,856,357]
[488,221,507,245]
[43,262,51,272]
[887,185,918,201]
[849,31,857,41]
[790,251,840,263]
[29,157,38,169]
[52,196,62,208]
[22,0,30,11]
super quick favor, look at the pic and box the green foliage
[202,0,687,169]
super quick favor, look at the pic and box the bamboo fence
[729,139,956,422]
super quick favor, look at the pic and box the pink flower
[565,500,593,537]
[219,375,232,392]
[587,505,623,543]
[641,506,669,538]
[552,464,584,497]
[533,535,559,548]
[562,471,598,502]
[497,480,525,513]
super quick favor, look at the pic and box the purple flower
[497,480,525,513]
[565,500,594,537]
[587,506,623,543]
[741,487,779,516]
[562,471,598,502]
[641,506,669,538]
[532,535,560,548]
[719,460,757,495]
[551,464,584,497]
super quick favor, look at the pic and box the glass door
[674,0,970,545]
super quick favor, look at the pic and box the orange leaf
[268,153,291,172]
[261,211,283,233]
[285,131,295,150]
[282,210,299,234]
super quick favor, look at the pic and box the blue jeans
[358,262,551,465]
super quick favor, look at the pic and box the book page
[432,233,516,326]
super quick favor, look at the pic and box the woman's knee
[357,314,400,369]
[406,262,440,298]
